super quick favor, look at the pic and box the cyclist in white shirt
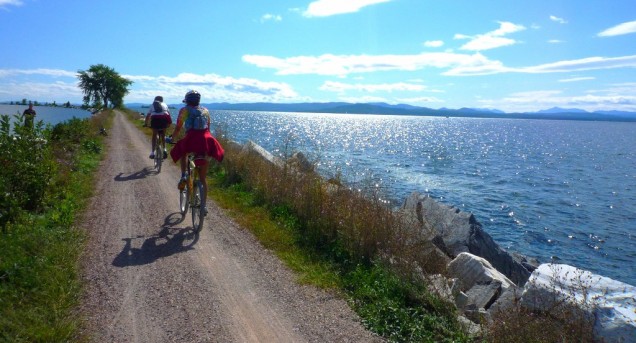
[145,95,172,159]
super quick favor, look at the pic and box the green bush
[0,115,56,228]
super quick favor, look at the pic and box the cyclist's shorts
[150,114,172,129]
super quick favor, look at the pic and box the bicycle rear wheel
[191,180,205,232]
[154,141,162,172]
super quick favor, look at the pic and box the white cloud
[548,39,564,44]
[558,76,595,83]
[320,81,427,93]
[243,52,506,76]
[0,0,23,8]
[396,96,443,104]
[0,81,82,102]
[338,95,389,103]
[124,72,299,103]
[0,68,77,78]
[518,55,636,73]
[483,88,636,113]
[244,50,636,78]
[550,15,567,24]
[423,40,444,48]
[598,20,636,37]
[302,0,392,17]
[455,21,526,51]
[261,13,282,23]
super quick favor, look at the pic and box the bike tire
[179,186,189,216]
[191,180,205,232]
[154,143,162,172]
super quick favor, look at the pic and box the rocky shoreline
[239,139,636,342]
[401,191,635,342]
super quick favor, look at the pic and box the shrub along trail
[78,111,382,342]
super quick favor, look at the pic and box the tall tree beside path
[77,64,132,109]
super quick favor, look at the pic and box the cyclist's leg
[152,129,158,150]
[158,129,166,157]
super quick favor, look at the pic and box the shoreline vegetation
[0,110,110,341]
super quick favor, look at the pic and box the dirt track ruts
[78,111,383,342]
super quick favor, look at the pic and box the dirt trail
[78,111,382,342]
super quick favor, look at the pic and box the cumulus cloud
[261,13,282,22]
[124,72,298,103]
[484,88,636,113]
[243,50,636,78]
[455,21,526,51]
[423,40,444,48]
[302,0,392,17]
[320,81,427,93]
[550,15,567,24]
[598,20,636,37]
[243,52,507,76]
[0,0,23,8]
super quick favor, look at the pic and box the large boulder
[447,252,519,323]
[241,140,284,168]
[402,192,531,286]
[521,263,636,343]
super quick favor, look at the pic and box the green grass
[0,111,110,342]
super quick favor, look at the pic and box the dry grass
[215,134,448,279]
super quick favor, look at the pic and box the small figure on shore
[22,103,36,129]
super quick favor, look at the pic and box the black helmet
[183,90,201,105]
[154,95,164,102]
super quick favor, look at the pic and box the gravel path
[78,111,383,343]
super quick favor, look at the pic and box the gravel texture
[78,111,384,342]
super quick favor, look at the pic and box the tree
[77,64,132,109]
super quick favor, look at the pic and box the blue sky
[1,0,635,112]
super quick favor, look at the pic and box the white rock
[521,263,636,342]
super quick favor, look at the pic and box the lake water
[207,110,636,285]
[0,104,93,126]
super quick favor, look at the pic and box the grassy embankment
[0,110,111,342]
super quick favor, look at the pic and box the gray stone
[487,285,521,315]
[447,252,515,292]
[465,281,502,310]
[402,192,531,286]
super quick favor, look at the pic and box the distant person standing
[22,103,36,129]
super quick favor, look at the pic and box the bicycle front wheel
[179,185,189,216]
[191,180,205,232]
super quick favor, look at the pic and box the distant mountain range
[125,102,636,122]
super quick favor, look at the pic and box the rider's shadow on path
[112,213,199,267]
[114,167,154,182]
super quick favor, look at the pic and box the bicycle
[177,154,207,232]
[167,134,207,232]
[153,129,166,172]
